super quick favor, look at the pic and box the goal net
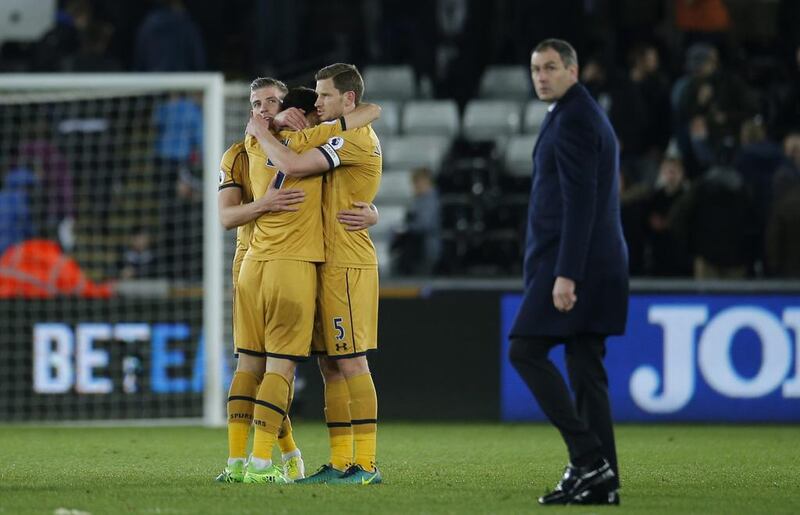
[0,74,225,425]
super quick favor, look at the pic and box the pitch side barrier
[371,278,800,422]
[3,279,798,423]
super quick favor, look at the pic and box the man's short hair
[315,63,364,104]
[282,87,318,114]
[249,77,288,95]
[411,167,433,183]
[532,39,579,68]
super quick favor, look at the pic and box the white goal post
[0,74,226,426]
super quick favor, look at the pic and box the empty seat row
[378,133,537,179]
[364,65,534,102]
[370,99,549,139]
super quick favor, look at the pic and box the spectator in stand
[116,226,158,280]
[673,43,757,177]
[32,0,92,71]
[772,132,800,201]
[765,182,800,278]
[733,117,785,268]
[628,43,672,171]
[0,168,37,256]
[391,168,441,276]
[18,124,75,249]
[429,0,492,107]
[134,0,206,72]
[152,92,203,279]
[645,157,691,276]
[766,45,800,140]
[60,21,122,72]
[670,164,758,279]
[581,55,649,183]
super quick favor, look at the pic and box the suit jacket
[510,83,629,338]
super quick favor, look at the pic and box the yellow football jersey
[317,125,382,268]
[218,141,253,252]
[244,119,347,262]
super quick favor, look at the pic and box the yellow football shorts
[312,265,379,359]
[231,247,246,354]
[235,258,317,360]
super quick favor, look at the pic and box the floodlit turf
[1,423,799,514]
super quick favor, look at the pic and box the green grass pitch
[1,422,799,514]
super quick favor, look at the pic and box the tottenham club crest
[328,136,344,150]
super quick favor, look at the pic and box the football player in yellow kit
[216,79,379,483]
[247,63,383,485]
[239,82,382,484]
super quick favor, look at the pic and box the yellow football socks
[277,380,297,454]
[227,370,261,459]
[346,373,378,471]
[252,373,291,461]
[324,378,353,471]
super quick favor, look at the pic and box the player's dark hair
[281,87,318,114]
[532,39,579,68]
[249,77,288,95]
[315,63,364,104]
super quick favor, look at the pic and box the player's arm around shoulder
[343,102,381,130]
[247,114,330,178]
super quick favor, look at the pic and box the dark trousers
[509,334,619,485]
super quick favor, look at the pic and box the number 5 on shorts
[333,317,345,341]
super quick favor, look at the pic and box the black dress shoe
[570,487,621,505]
[538,458,616,506]
[537,464,578,505]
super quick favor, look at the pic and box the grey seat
[363,65,416,101]
[505,135,538,177]
[523,100,550,134]
[462,100,522,143]
[478,66,532,101]
[382,135,451,173]
[402,100,459,136]
[375,169,414,204]
[368,99,401,137]
[370,205,406,239]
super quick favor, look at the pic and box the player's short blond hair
[315,63,364,104]
[249,77,288,95]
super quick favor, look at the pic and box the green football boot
[329,464,382,485]
[283,454,306,481]
[294,463,346,484]
[214,461,245,483]
[243,462,292,484]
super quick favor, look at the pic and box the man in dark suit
[508,39,629,506]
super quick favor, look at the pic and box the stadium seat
[370,99,401,137]
[382,135,452,173]
[438,139,500,194]
[483,193,529,231]
[363,65,416,101]
[462,100,522,143]
[370,204,406,239]
[375,169,413,205]
[523,100,550,134]
[440,194,476,232]
[504,134,537,177]
[478,66,532,101]
[402,100,459,137]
